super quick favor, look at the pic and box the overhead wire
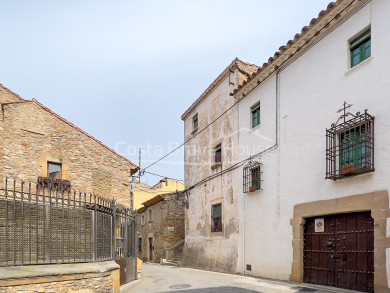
[142,0,358,190]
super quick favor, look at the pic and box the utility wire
[144,171,184,182]
[143,0,357,173]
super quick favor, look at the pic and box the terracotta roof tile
[231,0,358,98]
[181,58,259,120]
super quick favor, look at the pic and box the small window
[138,237,142,252]
[215,144,222,164]
[350,29,371,68]
[48,162,62,179]
[148,209,153,221]
[243,160,262,193]
[211,203,222,232]
[251,102,260,128]
[193,113,198,130]
[141,215,145,225]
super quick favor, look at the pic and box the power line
[143,0,357,173]
[144,96,241,170]
[144,171,184,182]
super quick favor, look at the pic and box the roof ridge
[31,99,138,170]
[0,84,26,102]
[2,97,138,171]
[181,57,260,120]
[232,0,345,97]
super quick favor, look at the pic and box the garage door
[303,212,374,292]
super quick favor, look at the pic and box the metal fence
[0,178,136,267]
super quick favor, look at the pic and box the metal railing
[0,178,135,266]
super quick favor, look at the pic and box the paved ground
[123,263,361,293]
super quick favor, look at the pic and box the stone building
[133,177,185,210]
[0,84,138,205]
[137,192,185,264]
[181,58,259,272]
[0,84,139,292]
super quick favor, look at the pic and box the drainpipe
[242,69,281,275]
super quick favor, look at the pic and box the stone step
[161,260,180,267]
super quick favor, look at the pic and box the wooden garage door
[303,212,374,292]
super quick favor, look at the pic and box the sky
[0,0,331,186]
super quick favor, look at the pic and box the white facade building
[183,0,390,292]
[233,0,390,292]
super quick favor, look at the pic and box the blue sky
[0,0,331,185]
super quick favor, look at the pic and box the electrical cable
[143,0,357,182]
[144,171,184,182]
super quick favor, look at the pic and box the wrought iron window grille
[326,102,375,180]
[243,159,263,193]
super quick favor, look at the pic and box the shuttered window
[350,29,371,68]
[251,103,260,128]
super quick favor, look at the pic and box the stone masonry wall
[0,100,136,206]
[137,193,185,262]
[0,274,113,293]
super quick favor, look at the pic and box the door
[148,237,153,261]
[303,212,374,292]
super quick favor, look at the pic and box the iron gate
[303,212,374,292]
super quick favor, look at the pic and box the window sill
[211,163,222,170]
[345,56,372,76]
[191,128,198,135]
[210,231,223,235]
[251,124,261,131]
[335,169,375,181]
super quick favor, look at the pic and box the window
[340,125,368,170]
[326,104,374,180]
[141,215,145,225]
[193,113,198,130]
[350,29,371,68]
[251,168,261,190]
[251,102,260,128]
[148,209,153,221]
[243,160,262,193]
[211,203,222,232]
[215,144,222,164]
[48,162,62,179]
[138,237,142,252]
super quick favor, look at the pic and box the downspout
[242,69,281,274]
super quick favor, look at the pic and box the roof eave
[232,0,364,99]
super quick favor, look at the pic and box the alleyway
[124,263,360,293]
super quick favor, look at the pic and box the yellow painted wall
[133,178,184,210]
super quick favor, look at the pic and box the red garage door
[303,212,374,292]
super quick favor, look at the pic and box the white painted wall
[238,0,390,281]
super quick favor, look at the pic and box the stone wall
[0,98,137,206]
[0,261,120,293]
[181,63,246,273]
[137,193,185,262]
[0,274,113,293]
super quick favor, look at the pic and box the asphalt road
[124,263,360,293]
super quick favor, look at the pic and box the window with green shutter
[251,103,260,128]
[350,29,371,68]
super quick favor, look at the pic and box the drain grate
[169,284,191,289]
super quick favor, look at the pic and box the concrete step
[161,260,180,266]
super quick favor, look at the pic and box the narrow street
[124,263,357,293]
